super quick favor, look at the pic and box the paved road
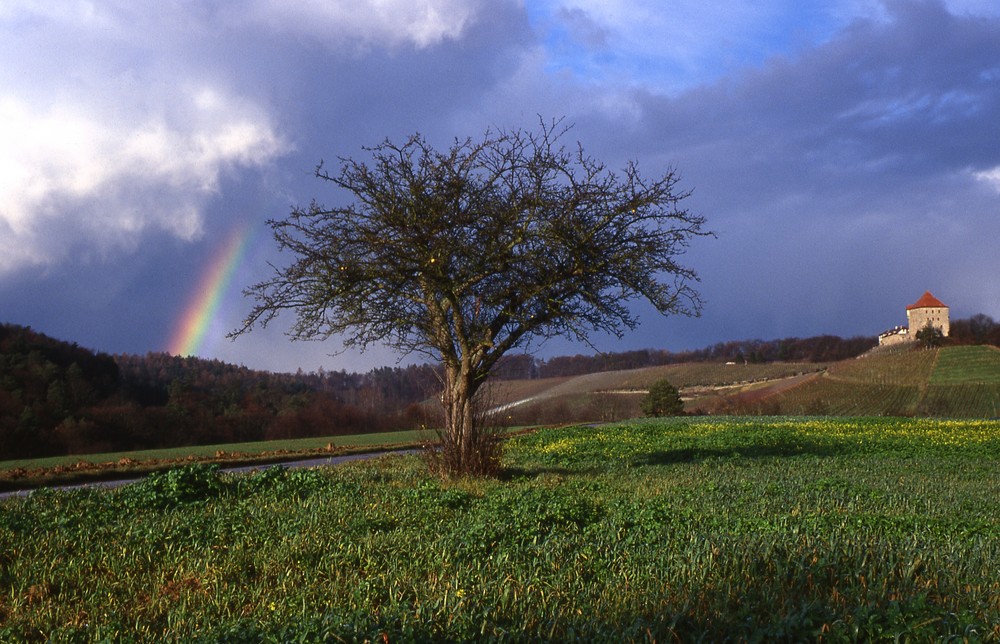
[0,449,420,500]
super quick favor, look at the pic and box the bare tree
[233,119,710,476]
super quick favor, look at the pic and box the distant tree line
[494,334,880,379]
[2,316,997,459]
[948,314,1000,346]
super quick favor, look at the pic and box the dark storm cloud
[625,2,1000,193]
[585,1,1000,351]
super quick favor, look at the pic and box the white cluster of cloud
[975,167,1000,193]
[0,87,284,274]
[0,2,298,275]
[245,0,491,49]
[0,0,492,277]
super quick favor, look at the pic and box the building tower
[906,291,949,338]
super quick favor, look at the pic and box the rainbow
[168,225,255,357]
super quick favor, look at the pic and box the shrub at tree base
[423,386,507,478]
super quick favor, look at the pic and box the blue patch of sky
[523,2,871,92]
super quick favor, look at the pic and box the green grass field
[2,417,999,641]
[0,428,440,493]
[0,428,428,473]
[5,345,998,487]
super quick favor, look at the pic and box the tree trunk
[438,364,499,476]
[442,365,473,473]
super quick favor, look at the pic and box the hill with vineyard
[492,345,1000,421]
[727,345,1000,417]
[659,345,1000,418]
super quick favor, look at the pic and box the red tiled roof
[906,291,947,310]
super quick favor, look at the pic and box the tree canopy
[236,119,710,475]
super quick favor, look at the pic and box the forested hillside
[0,324,440,460]
[1,324,121,458]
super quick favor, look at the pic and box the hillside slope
[494,346,1000,421]
[0,323,433,460]
[491,362,827,423]
[715,346,1000,417]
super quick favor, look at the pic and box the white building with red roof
[878,291,950,346]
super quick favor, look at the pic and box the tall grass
[2,417,999,641]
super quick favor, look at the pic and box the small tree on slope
[233,119,710,476]
[642,379,685,417]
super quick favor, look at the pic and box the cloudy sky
[2,0,999,373]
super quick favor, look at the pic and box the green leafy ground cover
[2,417,1000,641]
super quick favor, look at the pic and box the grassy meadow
[2,417,1000,641]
